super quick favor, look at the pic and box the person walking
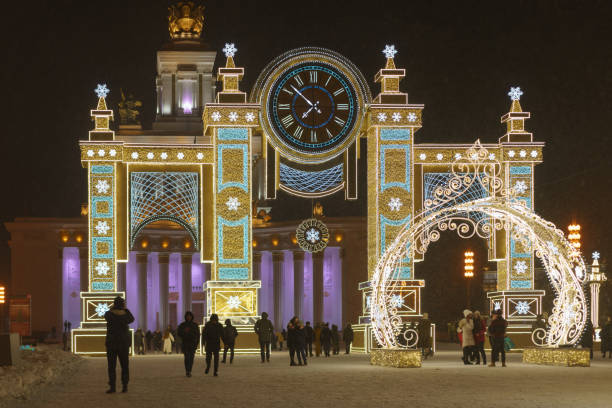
[601,316,612,358]
[177,311,200,377]
[488,309,507,367]
[163,327,174,354]
[295,320,308,365]
[458,309,475,365]
[104,296,134,393]
[134,328,145,355]
[314,323,322,357]
[202,314,224,376]
[287,316,299,366]
[343,323,354,354]
[331,324,340,355]
[222,319,238,364]
[321,323,332,357]
[305,322,314,356]
[254,312,274,363]
[417,313,433,359]
[581,320,594,360]
[145,330,152,352]
[473,311,487,365]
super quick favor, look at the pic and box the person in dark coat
[222,319,238,364]
[153,329,162,352]
[331,324,340,355]
[320,323,332,357]
[472,311,486,364]
[601,316,612,358]
[294,321,307,365]
[343,324,354,354]
[417,314,433,359]
[177,311,200,377]
[581,320,594,360]
[134,328,145,355]
[104,296,134,393]
[488,309,507,367]
[254,312,274,363]
[287,316,299,366]
[202,314,224,376]
[145,330,153,351]
[305,322,314,356]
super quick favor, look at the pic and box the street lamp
[464,251,474,307]
[568,224,581,251]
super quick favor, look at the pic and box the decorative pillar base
[523,347,590,367]
[351,323,373,354]
[370,349,422,368]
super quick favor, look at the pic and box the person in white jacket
[163,328,174,354]
[458,309,475,365]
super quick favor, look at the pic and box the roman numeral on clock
[281,115,294,127]
[309,71,318,83]
[278,103,290,110]
[337,104,348,111]
[294,75,304,86]
[325,76,332,86]
[282,88,293,95]
[310,130,317,142]
[326,128,333,138]
[293,126,304,139]
[334,116,346,126]
[333,88,345,96]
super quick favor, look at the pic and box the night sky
[2,1,611,317]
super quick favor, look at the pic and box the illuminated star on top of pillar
[223,43,237,57]
[508,86,523,101]
[592,251,600,260]
[382,44,397,59]
[94,83,109,98]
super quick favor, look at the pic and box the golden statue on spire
[168,1,204,40]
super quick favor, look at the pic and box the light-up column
[293,251,305,320]
[253,252,262,315]
[136,253,148,331]
[158,254,170,330]
[181,253,192,318]
[117,262,127,293]
[272,251,284,330]
[313,251,324,324]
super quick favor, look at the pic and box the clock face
[267,62,358,155]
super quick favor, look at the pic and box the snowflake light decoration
[382,44,398,59]
[87,150,94,157]
[225,196,240,211]
[211,111,221,121]
[95,221,110,235]
[519,150,527,158]
[98,149,105,157]
[227,295,241,309]
[223,43,237,58]
[245,112,255,122]
[547,241,559,255]
[109,149,117,157]
[95,261,110,276]
[391,112,401,122]
[228,112,238,122]
[147,152,154,159]
[515,301,530,315]
[514,260,528,275]
[513,180,527,194]
[377,112,387,122]
[593,251,600,260]
[419,153,426,160]
[196,152,204,160]
[530,150,538,158]
[493,301,502,311]
[389,294,404,308]
[436,153,443,160]
[94,84,109,98]
[306,228,320,243]
[177,152,185,159]
[160,152,168,160]
[95,303,110,317]
[407,112,417,122]
[454,153,462,160]
[131,152,139,159]
[508,150,516,157]
[508,87,523,101]
[95,179,110,194]
[388,197,403,212]
[488,153,496,160]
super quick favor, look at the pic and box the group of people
[457,309,507,367]
[253,312,355,365]
[133,326,183,355]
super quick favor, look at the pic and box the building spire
[89,84,115,141]
[500,86,532,143]
[168,1,204,40]
[216,42,246,103]
[373,45,408,104]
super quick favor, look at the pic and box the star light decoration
[382,44,398,59]
[227,295,241,310]
[388,197,403,212]
[593,251,600,260]
[377,112,387,122]
[306,228,320,244]
[407,112,417,122]
[95,179,110,194]
[228,112,238,122]
[225,196,240,211]
[391,112,401,122]
[515,300,530,315]
[95,84,109,98]
[95,303,110,317]
[95,220,110,235]
[508,87,523,101]
[211,111,221,121]
[223,43,237,58]
[513,180,527,194]
[95,261,110,276]
[245,112,255,122]
[514,260,528,275]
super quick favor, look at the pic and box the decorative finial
[382,45,397,59]
[223,43,237,58]
[95,84,109,98]
[593,251,600,260]
[508,87,523,101]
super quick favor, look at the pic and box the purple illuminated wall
[323,248,342,328]
[62,247,81,329]
[126,252,139,328]
[303,252,313,324]
[282,250,294,324]
[260,252,273,319]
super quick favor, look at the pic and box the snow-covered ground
[4,344,612,408]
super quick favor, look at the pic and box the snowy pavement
[5,344,612,408]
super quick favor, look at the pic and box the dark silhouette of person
[177,311,200,377]
[222,319,238,364]
[202,314,224,376]
[287,316,299,366]
[295,320,307,365]
[343,324,354,354]
[254,312,274,363]
[104,296,134,393]
[321,323,332,357]
[134,328,145,355]
[331,324,340,355]
[304,321,314,356]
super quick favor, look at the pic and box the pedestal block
[370,348,421,368]
[523,347,590,367]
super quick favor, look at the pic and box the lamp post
[464,251,474,308]
[587,251,606,331]
[568,224,581,251]
[0,286,5,333]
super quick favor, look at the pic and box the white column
[158,253,170,330]
[181,253,193,319]
[136,253,148,331]
[293,251,305,320]
[312,251,324,325]
[272,251,284,330]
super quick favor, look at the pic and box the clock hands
[290,85,322,118]
[290,85,313,106]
